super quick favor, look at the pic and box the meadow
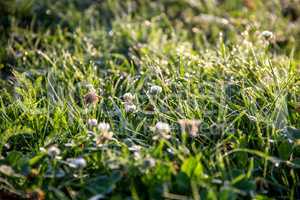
[1,0,300,199]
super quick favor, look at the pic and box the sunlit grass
[1,0,300,199]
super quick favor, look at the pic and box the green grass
[1,0,300,199]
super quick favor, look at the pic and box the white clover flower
[123,92,134,103]
[153,122,171,140]
[261,30,273,40]
[98,122,110,133]
[87,118,98,127]
[96,122,114,145]
[155,122,170,134]
[124,102,136,113]
[47,145,60,158]
[67,157,87,169]
[149,85,162,95]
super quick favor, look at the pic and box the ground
[1,0,300,199]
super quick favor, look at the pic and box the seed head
[178,119,200,137]
[84,91,100,105]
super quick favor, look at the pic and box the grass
[1,0,300,199]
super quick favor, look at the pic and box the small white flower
[47,145,60,158]
[98,122,110,133]
[155,122,170,134]
[87,118,98,127]
[123,92,134,103]
[261,30,273,40]
[153,122,171,140]
[124,102,136,113]
[67,157,87,169]
[95,122,114,145]
[149,85,162,95]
